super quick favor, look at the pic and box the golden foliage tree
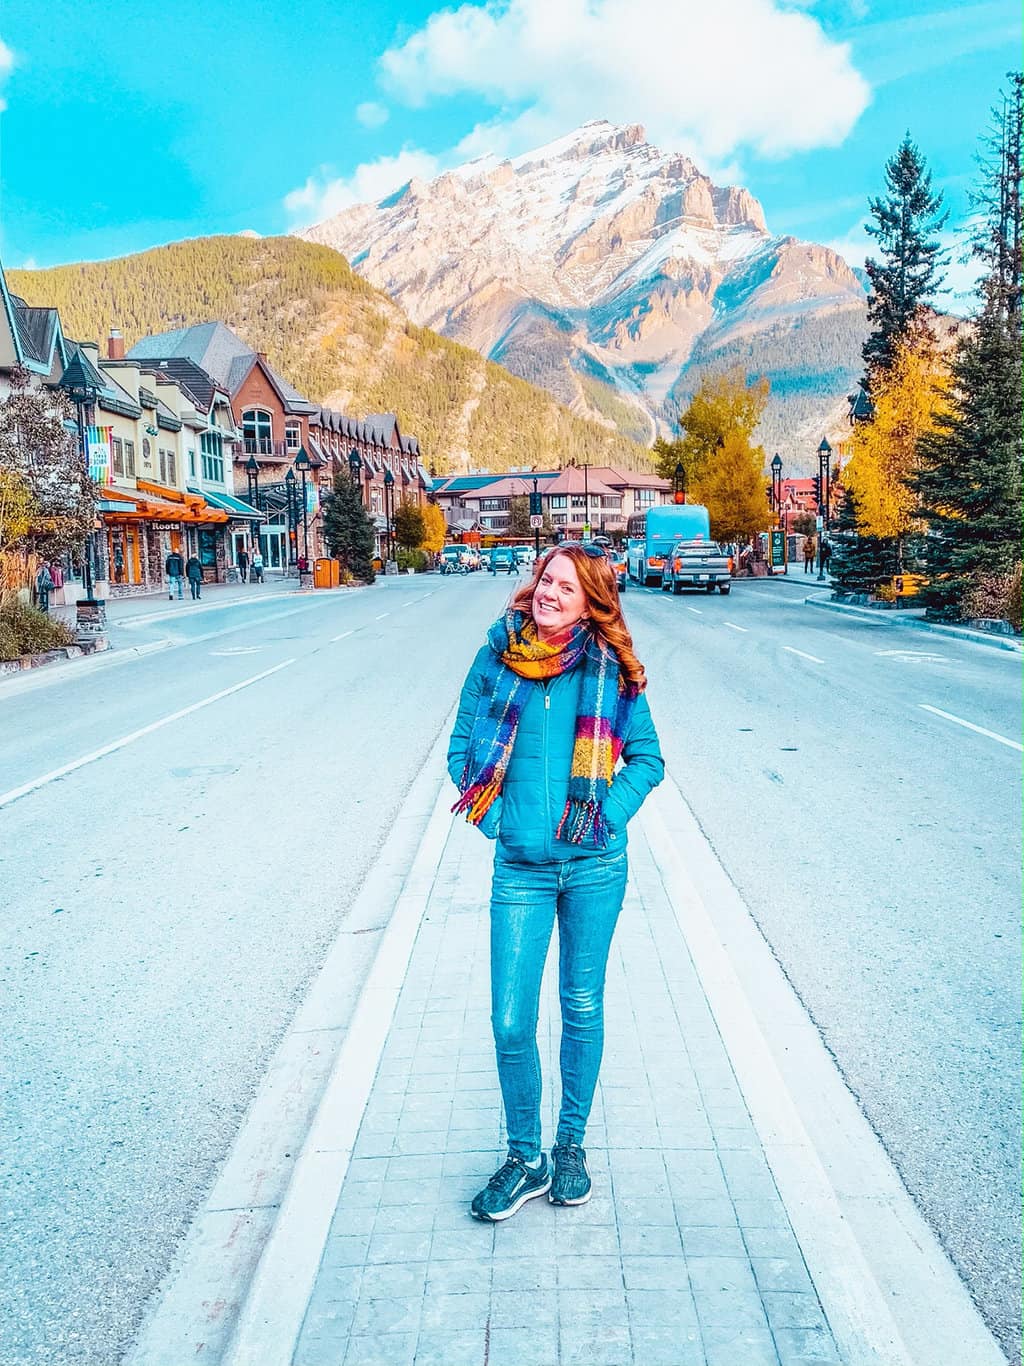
[844,334,950,548]
[698,431,771,542]
[420,501,447,555]
[0,468,35,556]
[669,370,770,488]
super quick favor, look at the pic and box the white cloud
[284,148,441,226]
[0,36,15,112]
[378,0,871,163]
[356,101,390,128]
[827,225,984,316]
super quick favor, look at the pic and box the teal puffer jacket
[448,643,665,864]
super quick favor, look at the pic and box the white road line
[401,600,416,608]
[919,704,1023,752]
[0,659,296,810]
[783,645,825,664]
[375,612,390,621]
[724,622,748,632]
[331,630,354,642]
[686,607,703,615]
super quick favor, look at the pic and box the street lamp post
[294,446,311,566]
[285,468,298,568]
[582,462,590,542]
[57,357,103,605]
[532,475,541,558]
[817,438,831,579]
[245,454,260,511]
[383,466,395,562]
[673,460,687,505]
[348,448,362,503]
[770,453,783,519]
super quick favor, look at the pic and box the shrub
[397,548,429,573]
[0,597,75,660]
[961,564,1023,632]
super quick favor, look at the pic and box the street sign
[816,515,824,531]
[529,514,543,529]
[582,523,591,542]
[769,529,786,567]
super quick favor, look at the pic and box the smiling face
[532,553,589,641]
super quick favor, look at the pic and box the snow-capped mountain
[299,121,867,461]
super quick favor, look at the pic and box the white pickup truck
[661,539,732,595]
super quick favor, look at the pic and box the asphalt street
[0,571,1020,1364]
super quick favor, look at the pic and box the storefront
[97,485,228,596]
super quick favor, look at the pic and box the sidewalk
[221,773,1005,1366]
[51,576,301,630]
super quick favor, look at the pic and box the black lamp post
[383,466,395,561]
[532,475,541,557]
[770,453,783,519]
[57,354,103,603]
[817,438,832,579]
[245,454,260,511]
[285,468,298,567]
[673,460,687,505]
[348,447,362,503]
[294,446,311,566]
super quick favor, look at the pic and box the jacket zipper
[542,683,552,859]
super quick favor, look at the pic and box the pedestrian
[250,547,264,583]
[237,546,249,583]
[34,561,54,613]
[803,536,816,573]
[448,543,664,1220]
[185,554,203,600]
[820,539,832,574]
[165,548,185,600]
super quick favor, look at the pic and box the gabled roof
[137,356,225,412]
[57,345,142,419]
[1,282,69,377]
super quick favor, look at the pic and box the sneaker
[470,1153,550,1222]
[549,1142,592,1206]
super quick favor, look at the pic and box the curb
[805,596,1022,652]
[125,712,456,1366]
[0,638,173,700]
[642,778,1006,1366]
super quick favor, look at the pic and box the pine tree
[862,134,948,385]
[828,486,894,595]
[914,75,1023,620]
[322,472,376,582]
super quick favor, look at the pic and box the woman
[448,543,664,1222]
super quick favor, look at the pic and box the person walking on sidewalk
[34,561,54,613]
[185,554,203,600]
[449,543,664,1222]
[250,547,264,583]
[165,549,185,600]
[237,546,249,583]
[803,537,816,573]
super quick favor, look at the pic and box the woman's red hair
[510,544,648,692]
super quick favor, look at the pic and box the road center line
[331,630,354,642]
[401,600,417,608]
[724,622,748,632]
[783,645,825,663]
[0,659,296,810]
[686,607,703,615]
[919,704,1023,752]
[375,612,390,621]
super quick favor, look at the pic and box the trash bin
[313,558,337,589]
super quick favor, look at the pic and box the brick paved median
[292,819,842,1366]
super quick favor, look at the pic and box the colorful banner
[86,426,114,486]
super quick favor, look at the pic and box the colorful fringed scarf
[453,609,637,846]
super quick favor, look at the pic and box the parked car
[606,547,627,592]
[514,545,537,566]
[661,539,732,594]
[490,547,516,573]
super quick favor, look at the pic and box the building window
[634,488,656,510]
[159,448,167,482]
[571,495,586,509]
[285,421,301,451]
[201,430,224,484]
[112,436,124,476]
[167,449,177,484]
[189,448,197,478]
[124,440,136,476]
[242,409,273,455]
[550,495,567,509]
[553,514,567,525]
[479,498,509,512]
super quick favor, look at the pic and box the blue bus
[626,504,711,585]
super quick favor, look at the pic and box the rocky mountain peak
[297,121,865,460]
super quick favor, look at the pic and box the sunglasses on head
[546,542,605,558]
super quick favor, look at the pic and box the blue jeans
[489,848,628,1160]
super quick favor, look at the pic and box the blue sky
[1,0,1020,303]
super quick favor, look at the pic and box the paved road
[0,572,1019,1364]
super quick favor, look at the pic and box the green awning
[187,486,264,521]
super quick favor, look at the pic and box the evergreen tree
[862,135,948,385]
[828,487,894,595]
[322,472,376,582]
[914,75,1023,619]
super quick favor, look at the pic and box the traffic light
[529,490,543,517]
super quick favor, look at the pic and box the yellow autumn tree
[420,500,447,555]
[698,430,771,542]
[844,334,950,552]
[0,468,35,556]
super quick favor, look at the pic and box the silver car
[662,539,732,594]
